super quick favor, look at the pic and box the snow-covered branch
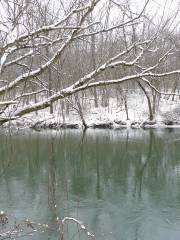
[72,40,149,89]
[9,67,180,121]
[3,50,34,70]
[0,0,100,95]
[140,77,180,96]
[0,0,180,126]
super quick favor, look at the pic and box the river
[0,129,180,240]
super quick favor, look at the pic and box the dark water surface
[0,129,180,240]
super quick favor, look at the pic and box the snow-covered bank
[2,93,180,130]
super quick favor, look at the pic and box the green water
[0,129,180,240]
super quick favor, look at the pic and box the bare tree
[0,0,180,125]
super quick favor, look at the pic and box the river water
[0,129,180,240]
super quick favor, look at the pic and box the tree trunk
[137,81,154,121]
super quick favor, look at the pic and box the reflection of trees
[48,137,57,218]
[96,143,101,199]
[0,130,180,222]
[0,136,16,178]
[70,140,88,196]
[134,130,154,198]
[53,130,180,201]
[87,135,101,199]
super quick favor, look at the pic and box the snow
[2,91,179,131]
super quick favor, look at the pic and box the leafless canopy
[0,0,180,124]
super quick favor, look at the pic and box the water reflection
[0,129,180,240]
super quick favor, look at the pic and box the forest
[0,1,180,239]
[0,0,180,129]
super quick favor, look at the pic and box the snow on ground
[4,92,180,130]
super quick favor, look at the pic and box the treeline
[0,0,179,124]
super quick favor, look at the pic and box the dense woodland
[0,0,180,127]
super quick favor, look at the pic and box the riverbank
[2,93,180,130]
